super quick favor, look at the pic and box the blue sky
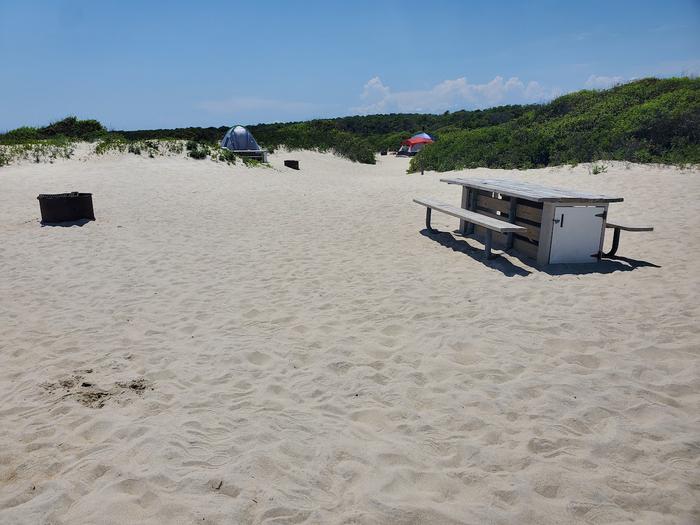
[1,0,698,130]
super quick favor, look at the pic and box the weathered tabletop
[440,177,624,203]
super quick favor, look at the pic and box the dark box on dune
[284,160,300,170]
[37,192,95,223]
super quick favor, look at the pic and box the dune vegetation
[412,77,700,171]
[1,77,698,170]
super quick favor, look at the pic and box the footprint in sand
[42,373,152,409]
[563,354,600,369]
[245,351,270,366]
[243,308,261,319]
[179,324,197,334]
[493,489,518,505]
[534,483,560,498]
[381,324,404,337]
[528,438,561,454]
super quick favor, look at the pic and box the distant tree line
[1,77,698,169]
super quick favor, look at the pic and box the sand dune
[1,150,698,524]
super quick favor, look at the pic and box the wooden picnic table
[440,177,623,203]
[438,177,625,265]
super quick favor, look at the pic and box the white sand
[1,150,699,524]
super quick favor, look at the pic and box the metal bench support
[603,227,621,257]
[425,207,439,234]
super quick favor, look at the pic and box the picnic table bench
[604,221,654,257]
[413,198,526,259]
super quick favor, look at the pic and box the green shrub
[188,148,207,159]
[1,117,106,145]
[0,142,75,165]
[39,117,106,141]
[241,156,260,166]
[95,136,127,154]
[186,140,212,159]
[164,141,184,154]
[217,148,237,164]
[0,126,40,144]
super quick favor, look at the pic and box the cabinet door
[549,206,605,263]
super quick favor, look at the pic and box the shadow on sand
[420,229,531,277]
[40,218,94,227]
[420,229,660,276]
[545,254,661,276]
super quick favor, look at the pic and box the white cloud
[353,75,560,114]
[585,75,625,89]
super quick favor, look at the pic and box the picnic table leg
[459,187,468,234]
[603,227,621,257]
[467,190,477,235]
[425,207,439,234]
[484,230,493,259]
[506,196,517,250]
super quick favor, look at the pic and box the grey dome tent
[220,125,268,162]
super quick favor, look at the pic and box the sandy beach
[1,150,699,524]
